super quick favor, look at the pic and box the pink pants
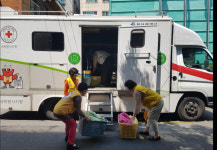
[61,118,76,145]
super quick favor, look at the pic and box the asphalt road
[0,107,213,150]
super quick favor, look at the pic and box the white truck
[0,8,213,121]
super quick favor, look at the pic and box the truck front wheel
[177,97,205,121]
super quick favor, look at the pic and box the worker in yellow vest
[124,80,164,141]
[64,67,80,96]
[54,82,91,150]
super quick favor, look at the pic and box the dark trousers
[100,56,113,86]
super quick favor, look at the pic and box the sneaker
[67,143,80,150]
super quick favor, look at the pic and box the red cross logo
[1,26,17,43]
[5,31,12,38]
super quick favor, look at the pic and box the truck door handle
[179,72,183,78]
[146,60,151,64]
[153,66,156,73]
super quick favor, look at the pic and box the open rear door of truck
[117,24,158,90]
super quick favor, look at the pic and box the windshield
[182,48,213,72]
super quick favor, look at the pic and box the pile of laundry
[82,110,107,121]
[118,112,135,124]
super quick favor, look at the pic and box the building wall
[1,0,23,11]
[60,0,80,14]
[1,0,65,15]
[110,0,213,54]
[80,0,109,16]
[110,0,160,16]
[1,0,30,14]
[162,0,213,53]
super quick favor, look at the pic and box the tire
[177,97,205,121]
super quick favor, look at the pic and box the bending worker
[64,67,80,96]
[92,50,113,87]
[54,82,91,150]
[124,80,164,141]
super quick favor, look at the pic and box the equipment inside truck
[81,27,118,88]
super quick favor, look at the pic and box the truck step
[88,102,111,106]
[87,90,114,125]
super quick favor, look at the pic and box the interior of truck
[82,27,118,88]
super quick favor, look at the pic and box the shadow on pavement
[0,111,45,120]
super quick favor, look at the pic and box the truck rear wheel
[177,97,205,121]
[40,98,60,120]
[44,102,58,120]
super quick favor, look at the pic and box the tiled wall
[110,0,213,53]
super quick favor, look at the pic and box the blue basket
[79,119,107,137]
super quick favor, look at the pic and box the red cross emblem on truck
[5,31,13,38]
[0,26,17,43]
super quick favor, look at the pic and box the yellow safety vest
[66,77,78,93]
[133,85,162,110]
[53,90,81,115]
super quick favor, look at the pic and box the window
[83,11,97,15]
[182,48,213,72]
[130,29,145,48]
[102,11,109,16]
[32,32,64,51]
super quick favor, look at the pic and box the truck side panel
[0,19,82,114]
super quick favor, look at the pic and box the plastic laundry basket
[118,118,138,139]
[79,119,107,137]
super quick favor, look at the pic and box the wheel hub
[184,101,199,116]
